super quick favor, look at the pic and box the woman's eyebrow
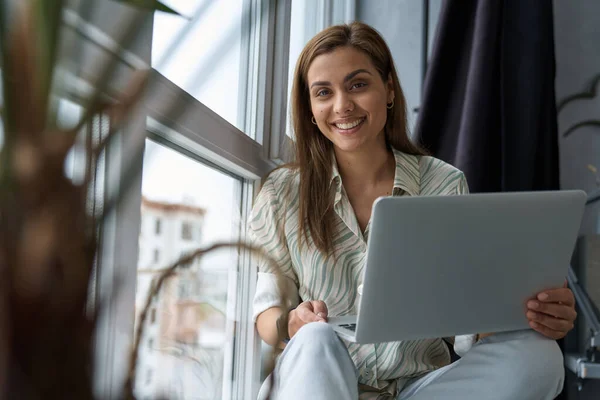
[309,69,372,89]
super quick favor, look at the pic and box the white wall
[356,0,442,134]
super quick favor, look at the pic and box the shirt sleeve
[455,172,470,195]
[452,171,477,356]
[248,175,300,322]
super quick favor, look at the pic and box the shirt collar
[330,147,421,196]
[391,147,421,196]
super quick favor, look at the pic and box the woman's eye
[351,82,367,90]
[316,89,330,97]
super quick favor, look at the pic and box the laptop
[327,190,587,344]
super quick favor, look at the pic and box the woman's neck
[334,142,395,189]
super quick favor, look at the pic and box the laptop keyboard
[339,323,357,332]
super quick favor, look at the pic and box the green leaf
[113,0,184,16]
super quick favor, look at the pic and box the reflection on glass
[135,139,241,399]
[152,0,245,130]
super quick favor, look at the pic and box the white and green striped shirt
[250,148,470,397]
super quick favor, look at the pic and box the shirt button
[362,368,372,380]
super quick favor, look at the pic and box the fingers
[296,301,326,323]
[527,288,577,340]
[527,300,577,321]
[537,287,575,307]
[527,309,575,333]
[529,320,568,340]
[311,300,328,320]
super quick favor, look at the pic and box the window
[152,0,247,132]
[181,222,193,241]
[134,139,242,399]
[79,1,350,399]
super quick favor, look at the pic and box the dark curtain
[414,1,564,398]
[414,0,560,194]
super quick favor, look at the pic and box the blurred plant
[0,1,289,399]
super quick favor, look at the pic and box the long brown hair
[289,21,426,254]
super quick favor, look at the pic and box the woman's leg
[397,329,564,400]
[258,322,359,400]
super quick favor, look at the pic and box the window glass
[134,139,242,399]
[152,0,246,131]
[181,222,193,241]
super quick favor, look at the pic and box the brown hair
[288,21,426,254]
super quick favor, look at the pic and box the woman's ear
[387,74,395,104]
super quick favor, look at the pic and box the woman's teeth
[335,118,364,130]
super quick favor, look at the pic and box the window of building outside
[153,249,160,263]
[181,222,193,241]
[155,218,162,235]
[146,369,153,385]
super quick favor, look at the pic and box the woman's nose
[333,92,354,114]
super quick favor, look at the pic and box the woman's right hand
[288,300,328,339]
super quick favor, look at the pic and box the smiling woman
[250,21,572,400]
[289,22,425,253]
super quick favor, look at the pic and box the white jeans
[258,322,564,400]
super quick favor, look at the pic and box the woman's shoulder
[261,165,300,194]
[417,155,466,194]
[254,165,300,209]
[418,155,464,177]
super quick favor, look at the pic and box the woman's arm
[256,301,329,347]
[256,307,285,347]
[249,173,300,347]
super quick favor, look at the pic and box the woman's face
[306,46,394,154]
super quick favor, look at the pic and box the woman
[249,22,576,400]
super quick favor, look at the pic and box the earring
[387,100,394,109]
[311,116,317,125]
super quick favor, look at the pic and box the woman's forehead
[306,47,377,84]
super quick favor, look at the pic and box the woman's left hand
[526,283,577,340]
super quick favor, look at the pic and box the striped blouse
[250,148,470,397]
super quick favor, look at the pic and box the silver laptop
[327,190,587,344]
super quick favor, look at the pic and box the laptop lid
[353,190,586,344]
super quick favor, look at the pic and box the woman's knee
[525,334,564,390]
[287,322,348,357]
[499,331,565,397]
[292,321,338,346]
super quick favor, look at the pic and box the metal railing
[565,264,600,390]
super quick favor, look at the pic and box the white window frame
[61,1,357,399]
